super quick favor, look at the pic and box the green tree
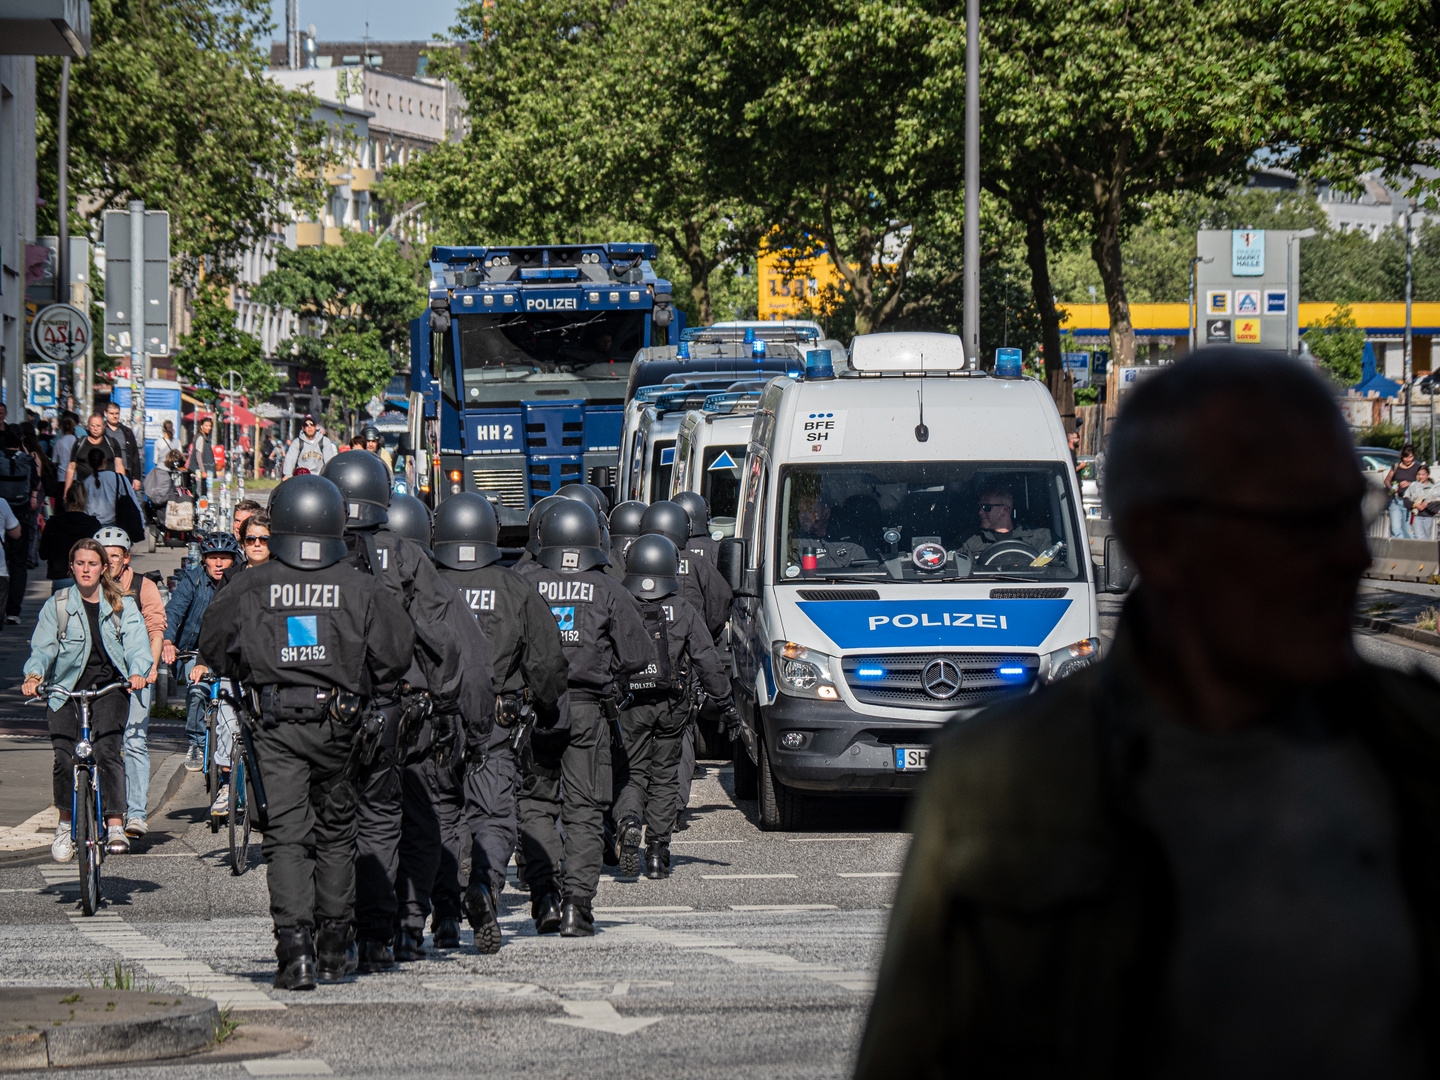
[1303,302,1366,385]
[176,281,278,404]
[251,232,425,409]
[35,0,327,277]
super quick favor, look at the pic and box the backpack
[628,603,675,694]
[0,450,31,508]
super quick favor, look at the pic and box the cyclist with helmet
[616,534,740,879]
[22,539,152,859]
[95,527,165,838]
[605,500,647,582]
[161,533,241,771]
[430,493,567,953]
[197,475,414,990]
[513,499,650,937]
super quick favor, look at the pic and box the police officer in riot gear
[513,500,650,936]
[556,483,611,552]
[321,451,477,969]
[384,493,434,557]
[515,494,566,567]
[672,491,718,564]
[606,501,647,581]
[197,476,414,990]
[584,483,611,517]
[430,493,568,953]
[615,534,738,878]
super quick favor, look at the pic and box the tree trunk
[1021,191,1064,381]
[1090,182,1135,419]
[683,219,714,326]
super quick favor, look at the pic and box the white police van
[719,333,1102,829]
[669,392,764,537]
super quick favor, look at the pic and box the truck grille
[842,652,1039,710]
[471,470,528,509]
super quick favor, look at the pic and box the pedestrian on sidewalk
[1,428,40,626]
[1385,443,1422,539]
[281,415,336,478]
[40,484,102,593]
[151,420,180,468]
[1405,465,1438,541]
[21,539,152,860]
[161,534,240,771]
[96,527,165,839]
[859,350,1440,1078]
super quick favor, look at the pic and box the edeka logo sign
[796,598,1072,649]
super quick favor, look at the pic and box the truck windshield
[455,310,646,387]
[775,461,1086,583]
[701,445,746,521]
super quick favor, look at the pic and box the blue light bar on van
[677,342,690,359]
[519,267,580,280]
[855,665,886,680]
[752,338,767,357]
[701,392,760,411]
[995,347,1023,379]
[805,349,835,380]
[998,665,1028,680]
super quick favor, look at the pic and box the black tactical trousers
[396,752,444,934]
[517,699,610,902]
[429,730,518,920]
[429,754,467,923]
[675,723,696,831]
[354,704,401,942]
[251,714,357,931]
[613,700,686,845]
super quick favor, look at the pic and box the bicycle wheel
[228,742,250,875]
[76,769,100,916]
[205,705,220,798]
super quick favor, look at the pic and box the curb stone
[0,988,217,1069]
[1354,614,1440,650]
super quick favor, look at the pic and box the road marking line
[837,872,902,878]
[669,839,743,844]
[786,837,863,842]
[729,904,838,912]
[64,910,283,1011]
[546,999,662,1036]
[700,873,797,880]
[242,1060,333,1076]
[594,906,694,913]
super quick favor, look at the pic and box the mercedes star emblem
[921,658,962,699]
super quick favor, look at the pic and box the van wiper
[789,574,886,585]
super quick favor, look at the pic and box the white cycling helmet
[94,526,132,552]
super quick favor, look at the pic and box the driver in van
[956,486,1052,562]
[793,490,869,569]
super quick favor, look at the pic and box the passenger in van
[955,486,1052,564]
[793,491,869,568]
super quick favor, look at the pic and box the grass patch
[1417,607,1438,632]
[212,1006,243,1044]
[1362,600,1401,616]
[88,962,150,992]
[150,702,186,720]
[59,992,81,1004]
[241,477,280,491]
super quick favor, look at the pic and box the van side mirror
[1103,534,1137,594]
[718,538,750,595]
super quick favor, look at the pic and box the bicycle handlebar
[28,681,129,705]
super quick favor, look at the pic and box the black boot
[466,883,502,955]
[617,816,643,878]
[356,936,396,973]
[559,898,595,938]
[645,840,671,880]
[432,916,461,949]
[273,926,318,991]
[315,921,358,983]
[532,891,562,935]
[394,926,427,961]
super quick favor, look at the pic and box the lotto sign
[29,303,92,363]
[790,410,847,457]
[1235,318,1261,343]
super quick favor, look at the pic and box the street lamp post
[1286,229,1316,358]
[1188,256,1213,353]
[1404,202,1415,442]
[962,0,979,370]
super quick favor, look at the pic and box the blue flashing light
[856,665,887,680]
[677,341,690,359]
[786,370,801,378]
[744,328,755,343]
[995,347,1024,378]
[751,338,767,357]
[997,665,1028,679]
[805,349,835,380]
[796,327,820,342]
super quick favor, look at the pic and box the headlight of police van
[1042,638,1100,684]
[771,641,840,700]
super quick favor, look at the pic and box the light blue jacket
[24,586,153,711]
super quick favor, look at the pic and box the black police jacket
[687,535,719,564]
[514,560,651,698]
[675,548,733,641]
[631,593,730,700]
[196,559,414,697]
[344,526,466,712]
[439,563,568,727]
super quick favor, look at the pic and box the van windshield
[775,461,1086,583]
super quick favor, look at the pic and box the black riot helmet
[608,500,648,539]
[385,493,433,556]
[526,495,567,556]
[584,483,611,516]
[641,500,690,550]
[538,499,609,572]
[623,534,680,600]
[322,450,391,528]
[556,483,604,515]
[267,475,349,570]
[672,491,710,537]
[432,492,501,570]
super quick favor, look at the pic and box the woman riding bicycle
[21,539,153,860]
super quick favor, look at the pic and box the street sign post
[103,203,170,433]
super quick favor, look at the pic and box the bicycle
[173,650,231,804]
[28,681,129,916]
[217,687,265,875]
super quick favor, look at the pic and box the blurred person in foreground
[856,349,1440,1080]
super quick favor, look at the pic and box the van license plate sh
[895,747,929,771]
